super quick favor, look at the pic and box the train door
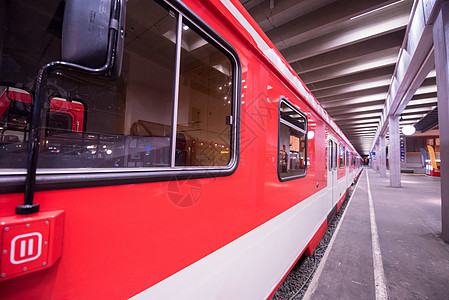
[327,135,338,213]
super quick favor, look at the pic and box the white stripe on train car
[130,188,328,299]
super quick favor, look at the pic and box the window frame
[0,0,242,193]
[277,97,308,182]
[328,138,337,170]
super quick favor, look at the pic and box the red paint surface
[305,220,327,257]
[0,0,361,298]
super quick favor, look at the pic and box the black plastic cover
[62,0,112,68]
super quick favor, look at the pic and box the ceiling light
[402,125,416,136]
[350,0,405,20]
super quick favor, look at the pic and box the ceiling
[239,0,438,156]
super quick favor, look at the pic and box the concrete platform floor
[303,168,449,300]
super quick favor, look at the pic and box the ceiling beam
[327,101,386,114]
[307,65,396,91]
[278,2,410,60]
[328,105,384,115]
[266,0,408,47]
[318,86,388,103]
[287,29,405,72]
[333,112,383,121]
[314,76,391,98]
[335,118,381,125]
[322,94,387,109]
[299,49,399,84]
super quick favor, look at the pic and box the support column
[379,135,387,177]
[374,144,379,173]
[433,2,449,241]
[389,115,401,187]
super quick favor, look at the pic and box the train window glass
[346,150,349,167]
[0,0,238,175]
[177,22,232,166]
[339,143,345,168]
[333,141,337,170]
[37,1,177,169]
[278,99,307,180]
[0,87,32,169]
[328,140,332,170]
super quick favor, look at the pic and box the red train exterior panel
[0,0,363,298]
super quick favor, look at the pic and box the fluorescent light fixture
[351,0,405,20]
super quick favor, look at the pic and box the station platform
[303,168,449,300]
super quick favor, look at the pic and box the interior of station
[240,0,448,236]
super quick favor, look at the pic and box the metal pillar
[379,135,387,177]
[372,147,377,171]
[433,2,449,241]
[389,115,401,187]
[374,144,379,173]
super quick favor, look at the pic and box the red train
[0,0,362,298]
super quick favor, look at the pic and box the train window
[278,99,307,181]
[339,143,345,168]
[346,150,349,167]
[333,141,337,170]
[0,0,239,179]
[329,139,336,170]
[177,21,232,166]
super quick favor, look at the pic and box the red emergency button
[0,211,64,281]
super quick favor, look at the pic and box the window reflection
[0,0,236,171]
[177,23,232,166]
[278,101,307,180]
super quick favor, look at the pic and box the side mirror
[62,0,126,78]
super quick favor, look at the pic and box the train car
[0,0,363,298]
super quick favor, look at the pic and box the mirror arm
[16,24,119,215]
